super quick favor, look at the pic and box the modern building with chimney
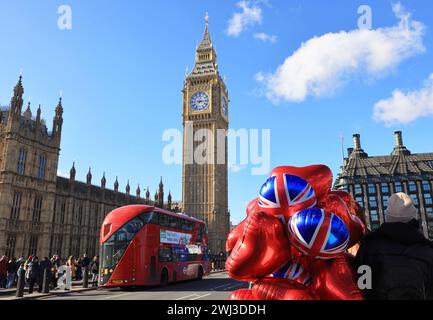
[334,131,433,239]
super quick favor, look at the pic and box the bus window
[197,224,206,243]
[168,216,178,229]
[148,211,159,224]
[183,221,194,232]
[123,218,145,241]
[139,211,154,224]
[159,247,173,262]
[158,214,169,227]
[171,247,192,262]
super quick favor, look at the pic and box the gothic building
[0,76,180,259]
[334,131,433,239]
[182,15,230,254]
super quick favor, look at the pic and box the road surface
[36,271,249,300]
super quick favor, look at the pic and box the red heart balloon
[253,278,317,300]
[311,254,364,300]
[270,165,333,203]
[226,198,262,252]
[226,220,245,252]
[225,211,292,282]
[246,198,260,216]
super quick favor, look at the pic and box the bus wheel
[197,266,204,280]
[160,269,168,287]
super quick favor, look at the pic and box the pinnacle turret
[114,177,119,192]
[70,162,76,181]
[10,75,24,116]
[101,172,106,189]
[86,167,92,185]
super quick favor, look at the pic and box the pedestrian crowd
[0,253,100,293]
[210,251,227,271]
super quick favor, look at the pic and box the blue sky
[1,0,433,224]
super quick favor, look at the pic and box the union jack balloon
[258,174,317,219]
[288,208,350,259]
[272,260,311,286]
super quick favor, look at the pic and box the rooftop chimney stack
[392,131,411,156]
[394,131,403,147]
[353,134,362,150]
[349,133,368,158]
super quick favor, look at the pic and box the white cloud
[257,3,425,103]
[374,74,433,125]
[227,0,263,37]
[254,32,277,43]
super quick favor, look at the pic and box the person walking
[66,256,77,280]
[26,256,41,293]
[76,258,83,281]
[211,255,216,271]
[6,257,18,288]
[82,254,90,268]
[24,256,33,271]
[0,256,8,288]
[90,256,99,287]
[39,257,52,288]
[50,255,60,289]
[217,251,226,270]
[81,254,90,282]
[354,192,433,300]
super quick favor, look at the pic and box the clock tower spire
[182,14,230,254]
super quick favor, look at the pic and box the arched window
[17,148,27,175]
[10,191,22,221]
[38,154,47,179]
[32,196,43,223]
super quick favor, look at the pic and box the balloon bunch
[226,165,367,300]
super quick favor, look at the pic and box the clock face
[190,91,209,111]
[222,96,228,116]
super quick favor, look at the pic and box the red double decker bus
[99,205,210,287]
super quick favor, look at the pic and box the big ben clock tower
[182,14,230,254]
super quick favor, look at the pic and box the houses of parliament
[0,76,178,259]
[0,15,231,258]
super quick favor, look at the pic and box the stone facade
[182,16,230,254]
[0,76,180,259]
[334,131,433,239]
